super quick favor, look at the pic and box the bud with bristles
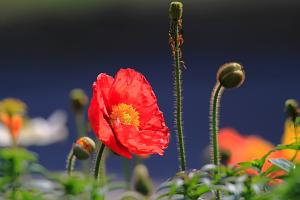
[70,88,88,113]
[217,62,245,89]
[73,137,95,160]
[133,164,153,197]
[285,99,299,122]
[169,2,183,21]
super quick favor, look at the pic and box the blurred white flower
[0,110,68,146]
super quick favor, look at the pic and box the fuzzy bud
[73,137,95,160]
[70,88,88,113]
[133,164,153,197]
[285,99,299,121]
[169,2,183,21]
[217,62,245,89]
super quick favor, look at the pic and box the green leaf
[269,158,295,173]
[275,143,300,151]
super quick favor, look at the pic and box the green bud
[169,2,183,21]
[133,164,153,197]
[217,62,245,89]
[70,88,88,113]
[285,99,299,121]
[73,137,95,160]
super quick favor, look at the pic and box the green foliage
[0,148,37,193]
[239,142,300,174]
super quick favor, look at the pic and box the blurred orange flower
[281,120,300,163]
[218,128,285,172]
[0,98,26,146]
[0,113,23,143]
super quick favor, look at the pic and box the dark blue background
[0,0,299,179]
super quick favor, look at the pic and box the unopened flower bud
[70,89,88,113]
[285,99,299,121]
[133,164,153,197]
[73,137,95,160]
[217,62,245,89]
[169,2,183,21]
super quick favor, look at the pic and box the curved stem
[173,21,186,172]
[210,83,223,166]
[210,83,223,200]
[94,143,106,181]
[66,150,76,176]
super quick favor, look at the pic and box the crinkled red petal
[88,73,132,158]
[113,120,169,156]
[109,68,162,126]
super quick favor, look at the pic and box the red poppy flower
[88,68,170,159]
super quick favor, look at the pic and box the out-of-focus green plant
[157,142,300,200]
[49,173,127,200]
[0,148,37,199]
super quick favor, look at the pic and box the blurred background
[0,0,300,180]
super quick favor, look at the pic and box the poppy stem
[169,2,187,171]
[66,149,76,176]
[210,83,223,166]
[210,83,223,200]
[94,143,106,182]
[174,44,187,171]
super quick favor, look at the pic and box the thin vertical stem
[66,150,76,176]
[94,143,106,181]
[123,158,131,190]
[174,22,186,171]
[210,83,223,200]
[75,113,85,137]
[210,83,223,166]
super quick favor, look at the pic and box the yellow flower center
[110,103,140,128]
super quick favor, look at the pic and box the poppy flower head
[88,68,170,159]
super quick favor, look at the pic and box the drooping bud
[70,88,88,113]
[169,2,183,21]
[73,137,95,160]
[133,164,153,197]
[285,99,299,122]
[217,62,245,89]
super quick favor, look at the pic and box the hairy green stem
[174,22,186,171]
[94,143,106,182]
[66,150,76,176]
[210,83,223,200]
[210,83,223,166]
